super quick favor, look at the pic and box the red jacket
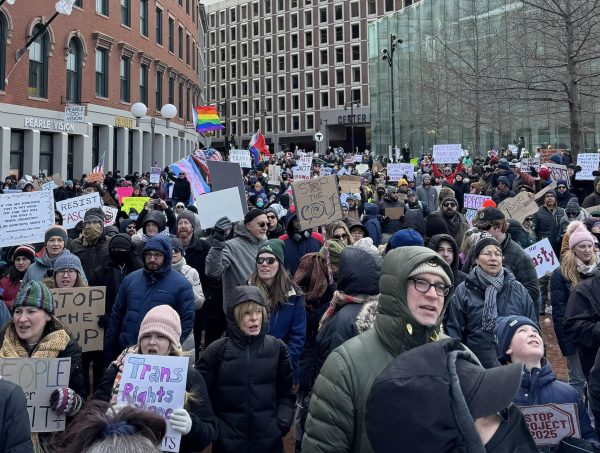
[432,162,463,184]
[0,276,22,310]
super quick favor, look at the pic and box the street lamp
[345,100,360,154]
[381,34,403,156]
[130,102,177,130]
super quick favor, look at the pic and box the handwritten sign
[339,175,362,194]
[56,192,102,229]
[118,354,189,452]
[86,172,104,183]
[0,358,71,432]
[293,156,313,180]
[356,164,369,174]
[102,205,118,226]
[149,166,161,184]
[464,194,491,211]
[525,238,560,279]
[195,187,244,228]
[521,158,540,173]
[465,209,477,226]
[498,192,538,224]
[576,153,600,181]
[268,165,282,184]
[42,180,58,191]
[541,149,567,164]
[432,144,462,164]
[229,149,252,168]
[319,166,333,177]
[546,163,570,188]
[292,175,342,230]
[116,186,134,204]
[0,190,55,247]
[120,196,150,216]
[387,163,414,181]
[519,403,580,446]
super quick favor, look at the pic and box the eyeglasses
[557,185,567,189]
[567,211,578,217]
[524,217,533,222]
[408,277,452,297]
[56,269,77,276]
[480,251,502,258]
[595,243,600,249]
[443,202,457,208]
[145,251,164,259]
[333,234,348,240]
[256,256,277,265]
[256,222,267,228]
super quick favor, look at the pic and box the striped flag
[91,152,105,174]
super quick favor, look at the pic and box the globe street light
[381,34,403,157]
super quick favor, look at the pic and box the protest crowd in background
[7,141,600,452]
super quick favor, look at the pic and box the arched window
[66,38,82,103]
[0,13,7,91]
[28,24,49,98]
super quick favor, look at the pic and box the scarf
[81,223,104,246]
[473,266,505,332]
[293,253,335,308]
[109,346,139,404]
[576,257,596,276]
[318,290,379,331]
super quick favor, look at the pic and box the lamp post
[345,100,360,154]
[381,34,403,156]
[131,102,177,130]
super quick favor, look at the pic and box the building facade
[204,0,419,154]
[0,0,205,180]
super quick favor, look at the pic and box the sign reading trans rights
[432,144,462,164]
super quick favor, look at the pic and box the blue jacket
[362,203,381,246]
[514,361,598,445]
[105,235,195,360]
[267,288,306,384]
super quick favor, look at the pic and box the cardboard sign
[207,161,248,215]
[534,181,558,202]
[268,165,282,184]
[292,175,342,230]
[56,192,102,229]
[116,186,134,204]
[102,205,118,226]
[86,172,104,183]
[194,187,245,229]
[464,194,491,211]
[519,403,580,446]
[149,166,162,184]
[0,358,71,432]
[385,207,404,220]
[0,190,55,247]
[576,153,600,181]
[546,163,570,188]
[387,163,414,181]
[229,149,252,168]
[525,238,560,279]
[117,354,189,452]
[120,196,150,216]
[339,175,362,194]
[52,287,106,353]
[432,144,462,164]
[293,156,313,180]
[498,192,538,224]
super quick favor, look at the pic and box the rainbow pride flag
[192,105,224,133]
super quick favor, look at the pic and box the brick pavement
[540,313,568,381]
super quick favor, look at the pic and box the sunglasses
[524,217,533,222]
[443,202,457,208]
[256,222,267,228]
[567,211,578,217]
[557,185,567,189]
[256,256,277,265]
[333,234,348,240]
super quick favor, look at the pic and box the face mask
[110,250,130,264]
[82,223,104,243]
[256,198,265,208]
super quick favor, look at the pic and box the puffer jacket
[0,379,33,453]
[22,249,73,284]
[196,286,295,453]
[205,222,267,311]
[104,235,195,361]
[362,203,381,246]
[415,184,437,214]
[302,247,454,453]
[172,256,205,310]
[445,268,536,368]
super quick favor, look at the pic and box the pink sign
[116,187,134,204]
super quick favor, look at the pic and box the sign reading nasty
[525,238,559,279]
[292,175,342,230]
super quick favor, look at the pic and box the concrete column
[53,132,69,179]
[164,135,173,165]
[73,134,92,177]
[101,125,115,172]
[131,129,143,173]
[116,128,129,175]
[172,138,180,162]
[23,130,40,176]
[0,127,11,178]
[153,133,165,168]
[142,132,153,171]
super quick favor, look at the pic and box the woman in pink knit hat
[94,305,217,452]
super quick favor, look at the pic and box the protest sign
[508,144,518,154]
[56,192,102,229]
[0,357,71,432]
[293,156,313,180]
[268,165,282,184]
[42,180,57,191]
[229,149,252,168]
[195,187,244,228]
[0,190,54,247]
[465,209,477,226]
[356,164,369,174]
[292,175,342,230]
[520,158,540,173]
[576,153,600,181]
[207,161,248,215]
[339,175,362,194]
[534,181,558,201]
[319,166,333,177]
[337,167,350,176]
[52,173,64,187]
[540,149,567,164]
[120,196,150,216]
[116,186,134,204]
[498,192,538,224]
[354,154,363,163]
[432,144,462,164]
[149,166,162,184]
[102,205,118,226]
[385,207,404,220]
[463,194,491,211]
[86,172,104,183]
[519,403,580,446]
[546,163,570,188]
[387,163,414,181]
[52,287,106,352]
[525,238,560,279]
[118,354,189,452]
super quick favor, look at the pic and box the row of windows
[225,114,316,136]
[95,0,200,29]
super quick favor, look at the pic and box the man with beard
[425,195,469,249]
[416,174,437,215]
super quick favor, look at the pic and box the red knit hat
[539,167,551,180]
[138,305,182,349]
[481,199,497,209]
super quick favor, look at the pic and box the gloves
[97,314,109,328]
[50,387,83,416]
[169,408,192,435]
[213,216,232,242]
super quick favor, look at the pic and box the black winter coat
[0,379,33,453]
[171,177,191,203]
[533,206,565,254]
[68,235,110,282]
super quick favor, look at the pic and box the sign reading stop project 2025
[519,403,581,446]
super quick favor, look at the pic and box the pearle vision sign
[24,117,76,133]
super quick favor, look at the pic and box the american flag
[192,148,222,179]
[91,152,105,174]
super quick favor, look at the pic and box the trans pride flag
[170,156,210,202]
[192,105,224,133]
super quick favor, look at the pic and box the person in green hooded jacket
[302,246,454,453]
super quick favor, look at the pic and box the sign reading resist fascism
[432,144,462,164]
[56,192,102,229]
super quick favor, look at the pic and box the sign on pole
[314,131,324,142]
[64,104,85,123]
[432,144,462,163]
[0,190,55,247]
[229,149,252,168]
[525,238,560,279]
[497,192,539,224]
[519,403,581,446]
[292,175,342,230]
[576,153,600,181]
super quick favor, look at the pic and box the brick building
[0,0,207,180]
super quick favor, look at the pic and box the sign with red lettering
[55,192,102,229]
[519,403,580,446]
[525,238,560,279]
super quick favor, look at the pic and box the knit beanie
[495,316,540,364]
[45,225,68,244]
[473,208,505,229]
[53,253,86,278]
[12,245,36,263]
[568,222,595,249]
[244,208,265,224]
[543,189,556,200]
[397,178,409,187]
[441,195,459,206]
[12,281,55,314]
[481,199,497,208]
[557,179,568,187]
[109,233,133,251]
[389,229,424,250]
[583,217,600,230]
[319,239,346,267]
[472,232,502,258]
[257,239,285,264]
[438,187,455,204]
[497,176,510,186]
[408,259,452,286]
[138,305,182,349]
[84,207,105,224]
[171,236,184,252]
[565,198,580,214]
[176,210,196,226]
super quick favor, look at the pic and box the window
[291,13,298,28]
[335,47,344,63]
[319,7,327,23]
[306,93,314,108]
[39,133,53,177]
[156,8,163,45]
[353,67,361,83]
[66,39,82,103]
[140,0,148,36]
[178,25,183,59]
[155,70,163,108]
[291,54,298,68]
[320,49,328,65]
[320,70,328,86]
[335,26,343,42]
[96,0,108,15]
[305,31,312,46]
[178,82,184,117]
[305,51,313,67]
[278,117,285,132]
[351,23,360,39]
[168,17,174,52]
[352,45,360,61]
[336,68,343,84]
[385,0,394,12]
[292,94,299,109]
[352,89,360,103]
[291,74,299,89]
[0,13,6,90]
[186,34,190,64]
[95,47,109,97]
[292,115,299,130]
[74,0,82,6]
[305,10,312,25]
[291,34,298,49]
[307,114,314,130]
[168,76,175,104]
[120,56,130,102]
[320,29,327,44]
[335,4,342,20]
[28,24,48,98]
[277,16,284,31]
[10,131,24,178]
[351,2,359,17]
[278,56,284,70]
[337,90,344,106]
[121,0,130,26]
[186,0,190,15]
[306,73,313,88]
[368,0,376,14]
[278,97,285,111]
[139,63,148,105]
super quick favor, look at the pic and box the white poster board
[293,156,313,180]
[319,167,333,177]
[521,158,540,173]
[149,166,161,184]
[0,190,55,247]
[576,153,600,181]
[268,164,282,184]
[465,209,477,227]
[56,192,102,229]
[354,154,363,163]
[508,144,518,154]
[194,187,244,228]
[464,194,491,211]
[117,354,189,452]
[432,144,462,164]
[356,164,369,174]
[229,149,252,168]
[519,403,580,446]
[525,238,560,279]
[0,357,71,432]
[387,163,414,181]
[545,163,570,188]
[42,180,58,191]
[102,205,118,226]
